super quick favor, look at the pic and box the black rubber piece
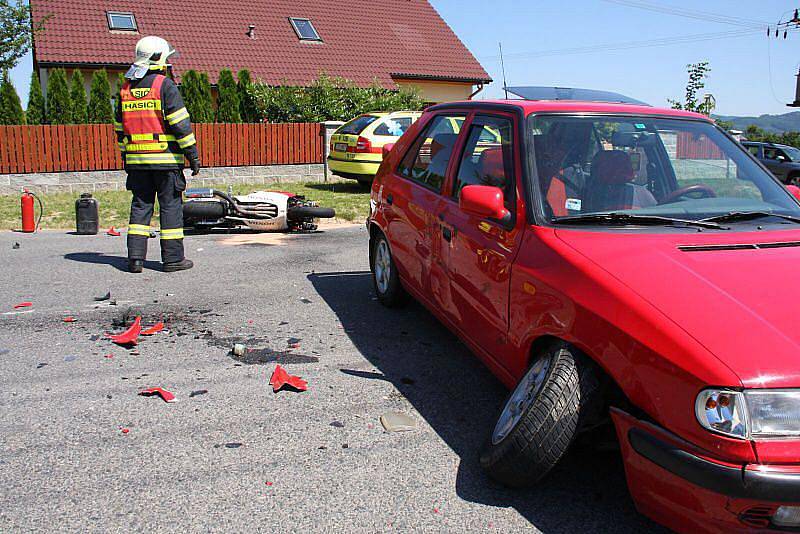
[287,206,336,220]
[183,201,226,219]
[372,233,407,308]
[480,343,600,488]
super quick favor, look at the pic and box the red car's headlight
[696,389,748,439]
[696,388,800,439]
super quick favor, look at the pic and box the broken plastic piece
[94,292,111,302]
[120,428,130,434]
[64,355,77,362]
[189,389,208,398]
[141,322,164,336]
[269,364,308,393]
[380,412,417,432]
[107,316,142,346]
[63,316,76,323]
[12,242,20,249]
[13,302,32,309]
[232,343,246,356]
[107,227,121,236]
[104,354,113,359]
[139,387,176,403]
[265,481,273,486]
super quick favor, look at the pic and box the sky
[8,0,800,117]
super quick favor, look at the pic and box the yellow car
[328,111,423,185]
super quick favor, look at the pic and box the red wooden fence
[676,131,724,160]
[0,123,324,174]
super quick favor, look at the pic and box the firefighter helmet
[125,36,178,80]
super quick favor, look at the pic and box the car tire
[372,232,407,307]
[480,342,601,488]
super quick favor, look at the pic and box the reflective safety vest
[120,75,184,167]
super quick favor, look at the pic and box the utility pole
[499,42,509,100]
[767,8,800,107]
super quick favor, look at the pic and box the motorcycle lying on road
[183,189,336,232]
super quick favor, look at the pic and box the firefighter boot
[163,258,193,272]
[128,259,143,273]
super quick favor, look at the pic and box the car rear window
[338,115,379,135]
[373,117,413,137]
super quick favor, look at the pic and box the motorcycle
[183,188,335,232]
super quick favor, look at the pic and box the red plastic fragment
[107,316,142,346]
[265,481,273,486]
[269,365,308,393]
[63,316,76,323]
[104,354,113,359]
[141,322,164,336]
[13,302,32,309]
[139,387,176,403]
[120,428,130,434]
[107,227,121,236]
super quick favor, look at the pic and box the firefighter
[115,36,200,273]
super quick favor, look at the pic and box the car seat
[427,133,459,180]
[584,150,657,212]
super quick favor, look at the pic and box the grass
[0,181,371,231]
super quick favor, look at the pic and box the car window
[397,114,466,191]
[453,115,515,212]
[373,117,414,137]
[746,145,760,157]
[338,115,379,135]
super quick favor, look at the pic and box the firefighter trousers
[126,169,186,264]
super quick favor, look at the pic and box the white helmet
[125,36,178,80]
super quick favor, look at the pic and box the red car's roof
[436,99,712,121]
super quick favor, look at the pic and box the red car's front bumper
[612,408,800,533]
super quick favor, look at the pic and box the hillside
[714,111,800,133]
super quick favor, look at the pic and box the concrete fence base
[0,164,328,195]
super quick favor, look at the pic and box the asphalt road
[0,225,661,532]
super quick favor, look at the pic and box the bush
[180,70,213,123]
[250,73,424,123]
[87,69,113,123]
[69,70,88,124]
[237,69,258,123]
[46,68,71,124]
[744,124,800,148]
[215,69,240,123]
[0,70,25,124]
[26,71,45,125]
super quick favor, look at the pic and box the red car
[367,92,800,533]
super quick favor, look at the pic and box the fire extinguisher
[21,189,43,233]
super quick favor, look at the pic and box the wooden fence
[0,123,325,174]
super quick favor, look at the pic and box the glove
[189,159,201,176]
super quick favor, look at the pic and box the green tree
[69,69,87,123]
[215,69,240,123]
[669,61,711,113]
[180,70,212,123]
[197,72,213,123]
[46,67,71,124]
[1,0,47,71]
[0,69,24,124]
[237,69,258,123]
[87,69,113,123]
[26,70,45,124]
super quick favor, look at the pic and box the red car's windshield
[529,114,800,224]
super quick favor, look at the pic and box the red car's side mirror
[382,143,395,158]
[459,185,509,220]
[787,185,800,202]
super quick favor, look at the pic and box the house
[29,0,492,106]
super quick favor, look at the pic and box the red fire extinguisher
[21,189,42,233]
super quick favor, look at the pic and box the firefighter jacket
[115,72,199,170]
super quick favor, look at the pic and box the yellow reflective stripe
[128,134,176,142]
[177,133,196,149]
[160,228,184,240]
[114,121,124,132]
[126,142,169,152]
[125,153,185,164]
[122,99,162,112]
[128,224,151,237]
[117,142,127,152]
[166,107,189,125]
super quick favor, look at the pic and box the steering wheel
[660,185,717,204]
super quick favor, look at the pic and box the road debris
[63,316,76,323]
[380,412,417,433]
[64,355,78,362]
[232,343,246,356]
[36,362,47,369]
[94,292,111,302]
[106,227,121,236]
[12,242,20,249]
[141,322,165,336]
[104,354,113,359]
[139,387,176,403]
[265,481,273,486]
[13,302,32,309]
[120,428,130,434]
[224,442,242,449]
[269,364,308,393]
[189,389,208,398]
[300,298,312,304]
[330,421,345,428]
[108,316,142,346]
[287,337,301,349]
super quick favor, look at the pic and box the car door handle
[386,194,393,205]
[442,227,452,242]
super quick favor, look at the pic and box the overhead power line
[601,0,770,29]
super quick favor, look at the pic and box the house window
[107,12,137,31]
[289,18,321,41]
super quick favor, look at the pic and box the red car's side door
[435,112,526,370]
[382,113,467,296]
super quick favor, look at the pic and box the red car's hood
[556,228,800,388]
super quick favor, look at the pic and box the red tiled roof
[30,0,491,86]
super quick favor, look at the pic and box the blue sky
[9,0,800,116]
